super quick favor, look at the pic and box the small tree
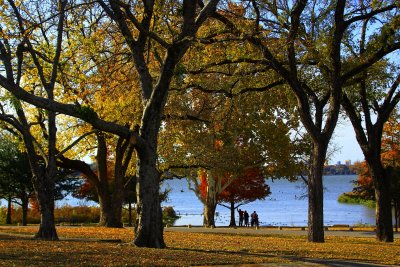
[218,167,271,226]
[0,137,34,225]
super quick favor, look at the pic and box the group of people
[237,209,259,227]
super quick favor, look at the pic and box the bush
[55,205,100,224]
[338,193,376,208]
[162,206,180,226]
[0,205,41,224]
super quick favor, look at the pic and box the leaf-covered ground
[0,226,398,266]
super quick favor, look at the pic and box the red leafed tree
[199,167,271,227]
[351,161,375,200]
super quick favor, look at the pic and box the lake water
[161,175,376,227]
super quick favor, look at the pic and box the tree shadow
[167,246,393,267]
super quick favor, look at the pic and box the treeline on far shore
[323,164,357,175]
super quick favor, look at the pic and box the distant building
[336,161,341,165]
[345,160,351,166]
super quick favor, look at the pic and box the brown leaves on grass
[0,226,399,266]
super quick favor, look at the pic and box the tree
[217,167,271,227]
[0,136,33,225]
[341,16,400,240]
[161,85,301,227]
[0,0,68,239]
[0,134,81,225]
[0,1,222,248]
[59,133,134,228]
[341,110,400,235]
[221,0,400,242]
[157,10,304,226]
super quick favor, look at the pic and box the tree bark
[21,194,29,226]
[395,200,399,233]
[229,200,236,227]
[98,191,123,228]
[134,146,165,248]
[6,196,12,224]
[34,176,58,240]
[307,143,326,242]
[203,174,217,227]
[368,160,394,242]
[203,202,217,227]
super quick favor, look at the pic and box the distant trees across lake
[323,164,357,176]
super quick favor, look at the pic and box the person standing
[244,210,249,227]
[251,211,259,227]
[237,209,244,226]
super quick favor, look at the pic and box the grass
[337,194,376,208]
[0,226,399,266]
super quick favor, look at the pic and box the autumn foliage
[347,111,400,201]
[199,168,270,204]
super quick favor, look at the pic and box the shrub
[162,206,180,226]
[55,205,100,224]
[338,193,376,208]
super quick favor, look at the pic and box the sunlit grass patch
[0,226,398,266]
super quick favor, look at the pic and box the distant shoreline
[323,164,357,176]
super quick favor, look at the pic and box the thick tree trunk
[6,196,12,224]
[394,200,398,233]
[204,203,217,227]
[203,174,217,227]
[34,180,58,240]
[370,164,394,242]
[134,147,165,248]
[21,195,29,226]
[229,201,236,227]
[307,144,326,243]
[98,192,123,228]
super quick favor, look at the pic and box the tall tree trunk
[96,133,124,228]
[98,191,123,228]
[134,146,165,248]
[394,200,398,233]
[6,196,12,225]
[229,200,236,227]
[34,175,58,240]
[204,202,217,227]
[128,201,133,227]
[308,143,326,242]
[368,161,394,242]
[204,174,217,227]
[21,194,29,226]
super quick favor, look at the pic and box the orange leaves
[0,226,399,266]
[214,139,223,151]
[381,110,400,167]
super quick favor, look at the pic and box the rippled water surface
[161,175,376,227]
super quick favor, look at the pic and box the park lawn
[0,226,398,266]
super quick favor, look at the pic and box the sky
[330,118,364,165]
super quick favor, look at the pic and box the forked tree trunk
[134,146,165,248]
[308,143,326,243]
